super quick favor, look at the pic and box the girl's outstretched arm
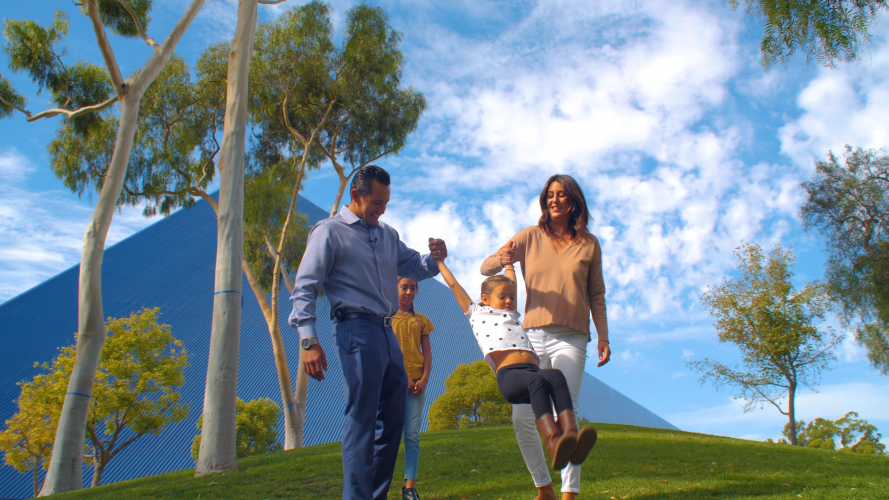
[504,263,516,283]
[436,259,473,312]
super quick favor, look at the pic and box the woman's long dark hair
[537,174,593,242]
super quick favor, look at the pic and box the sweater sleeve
[587,236,609,342]
[480,227,530,276]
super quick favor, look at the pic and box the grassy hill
[52,424,888,499]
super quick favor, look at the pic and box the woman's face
[547,181,572,222]
[398,278,417,307]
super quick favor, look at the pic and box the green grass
[53,424,888,499]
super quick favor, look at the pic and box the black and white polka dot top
[465,302,538,372]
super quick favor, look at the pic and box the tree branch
[115,0,160,49]
[85,0,126,92]
[26,95,120,122]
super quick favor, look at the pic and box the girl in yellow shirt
[392,276,435,500]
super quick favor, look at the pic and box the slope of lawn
[52,423,889,499]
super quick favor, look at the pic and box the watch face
[301,338,310,349]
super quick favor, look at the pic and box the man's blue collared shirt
[289,205,440,339]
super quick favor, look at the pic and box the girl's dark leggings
[496,363,573,419]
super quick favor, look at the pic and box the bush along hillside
[51,424,888,499]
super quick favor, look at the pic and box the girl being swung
[433,250,598,472]
[392,277,435,500]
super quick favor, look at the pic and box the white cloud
[0,148,158,303]
[682,349,694,360]
[667,380,889,439]
[779,34,889,168]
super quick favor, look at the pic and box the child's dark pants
[495,363,573,419]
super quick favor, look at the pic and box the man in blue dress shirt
[289,165,446,500]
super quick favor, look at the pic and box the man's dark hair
[351,165,391,197]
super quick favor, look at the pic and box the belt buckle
[383,317,392,328]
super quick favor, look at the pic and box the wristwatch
[301,337,320,350]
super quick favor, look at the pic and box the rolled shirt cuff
[298,322,318,340]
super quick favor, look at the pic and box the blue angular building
[0,195,675,498]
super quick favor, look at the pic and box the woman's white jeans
[513,325,588,493]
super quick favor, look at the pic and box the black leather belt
[333,310,392,327]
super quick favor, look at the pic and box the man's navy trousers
[333,318,408,500]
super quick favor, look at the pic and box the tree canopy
[799,146,889,375]
[783,411,886,455]
[427,360,511,430]
[191,397,283,461]
[731,0,889,68]
[690,242,843,444]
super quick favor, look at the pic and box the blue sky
[2,0,888,442]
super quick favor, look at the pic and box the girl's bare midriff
[491,349,539,373]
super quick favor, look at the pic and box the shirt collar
[340,205,364,225]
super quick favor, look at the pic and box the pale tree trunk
[38,2,208,494]
[91,458,104,487]
[330,167,350,216]
[259,233,299,449]
[196,189,304,449]
[195,0,258,476]
[787,382,797,445]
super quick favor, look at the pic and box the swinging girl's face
[481,282,517,311]
[398,278,418,307]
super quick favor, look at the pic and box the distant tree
[729,0,889,68]
[191,397,282,461]
[783,411,886,455]
[0,308,187,491]
[0,2,208,493]
[81,308,189,486]
[427,360,511,430]
[690,242,844,445]
[800,146,889,375]
[0,361,68,497]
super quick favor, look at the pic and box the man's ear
[349,188,360,203]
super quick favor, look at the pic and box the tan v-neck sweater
[480,226,608,342]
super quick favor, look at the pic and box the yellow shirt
[392,312,434,380]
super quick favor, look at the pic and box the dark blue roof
[0,194,674,498]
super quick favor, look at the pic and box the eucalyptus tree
[730,0,888,68]
[257,4,426,217]
[247,1,335,448]
[0,1,208,494]
[690,242,844,444]
[195,0,291,477]
[799,146,889,375]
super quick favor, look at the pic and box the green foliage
[92,0,153,39]
[332,5,427,171]
[0,76,26,119]
[0,308,187,488]
[731,0,889,68]
[243,170,311,291]
[191,398,283,461]
[784,411,886,455]
[800,146,889,374]
[427,360,511,430]
[2,12,70,94]
[2,11,113,134]
[690,242,843,443]
[48,54,225,216]
[0,353,69,496]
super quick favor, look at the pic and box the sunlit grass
[53,424,889,499]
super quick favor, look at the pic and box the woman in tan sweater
[480,174,610,500]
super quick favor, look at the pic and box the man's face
[351,181,390,226]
